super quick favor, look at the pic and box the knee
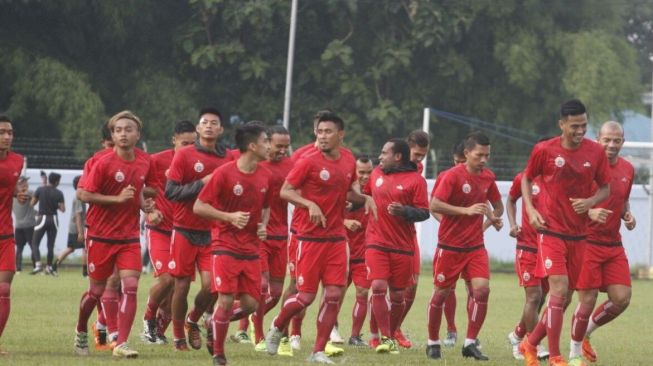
[175,278,191,292]
[0,282,10,298]
[243,300,259,315]
[269,283,283,299]
[371,280,388,293]
[472,287,490,301]
[612,293,631,310]
[356,287,369,298]
[121,276,139,295]
[525,288,543,306]
[389,289,404,303]
[296,292,316,306]
[323,286,342,302]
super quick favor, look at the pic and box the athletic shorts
[146,228,172,277]
[432,245,489,289]
[260,237,288,280]
[87,240,141,281]
[515,246,544,288]
[0,236,16,272]
[169,230,211,279]
[575,242,631,290]
[365,246,414,289]
[211,252,261,301]
[348,260,371,289]
[534,234,586,290]
[296,239,348,293]
[288,233,299,279]
[67,233,85,250]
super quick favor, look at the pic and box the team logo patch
[297,275,304,286]
[194,161,204,173]
[215,276,222,287]
[13,172,18,177]
[375,177,384,187]
[462,183,471,194]
[155,260,162,270]
[114,171,125,183]
[288,262,295,272]
[532,184,540,195]
[583,161,591,168]
[523,272,531,282]
[319,168,330,181]
[168,260,176,270]
[544,258,552,269]
[88,263,95,273]
[396,185,404,190]
[233,183,244,196]
[554,156,565,168]
[436,273,445,283]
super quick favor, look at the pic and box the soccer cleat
[549,355,569,366]
[254,339,267,352]
[325,341,345,356]
[368,337,380,349]
[265,325,283,355]
[519,338,540,366]
[112,343,138,358]
[568,356,587,366]
[348,335,367,347]
[174,338,190,352]
[290,334,301,351]
[30,265,42,275]
[329,325,344,344]
[185,320,202,349]
[537,345,550,360]
[213,354,228,366]
[156,334,168,345]
[462,342,489,361]
[230,330,251,344]
[141,318,158,344]
[581,337,597,363]
[92,323,110,350]
[426,344,441,360]
[508,331,525,360]
[394,329,412,348]
[443,331,457,347]
[278,337,293,357]
[308,351,335,364]
[374,337,398,354]
[74,331,90,356]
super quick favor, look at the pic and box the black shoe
[30,266,42,275]
[206,319,214,356]
[462,342,489,361]
[426,344,441,360]
[212,354,227,366]
[82,265,88,277]
[141,319,158,344]
[348,335,367,347]
[52,259,59,272]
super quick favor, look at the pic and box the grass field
[2,269,652,365]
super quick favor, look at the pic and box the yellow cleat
[568,356,587,366]
[375,337,399,355]
[278,337,293,357]
[254,340,267,352]
[324,341,344,357]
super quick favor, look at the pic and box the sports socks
[444,290,457,331]
[0,283,10,338]
[351,294,368,337]
[116,276,138,345]
[466,287,490,340]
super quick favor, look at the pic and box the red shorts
[288,233,299,279]
[296,239,348,293]
[575,242,631,290]
[515,246,545,288]
[535,234,586,290]
[413,242,421,276]
[432,245,489,289]
[348,260,370,289]
[261,237,288,280]
[146,228,172,277]
[0,236,16,272]
[169,230,212,279]
[365,246,414,289]
[87,240,141,281]
[211,252,261,300]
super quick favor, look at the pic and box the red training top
[0,152,24,237]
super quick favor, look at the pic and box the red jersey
[291,143,317,163]
[259,157,294,238]
[523,137,610,236]
[167,143,234,232]
[84,149,157,242]
[587,157,634,244]
[79,148,114,229]
[148,149,175,232]
[345,206,369,260]
[432,164,501,248]
[508,173,543,248]
[197,161,271,255]
[286,149,356,240]
[0,152,24,237]
[417,161,424,175]
[366,167,428,251]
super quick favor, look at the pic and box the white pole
[282,0,298,130]
[421,107,430,178]
[648,66,653,272]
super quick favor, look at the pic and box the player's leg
[186,269,215,350]
[509,250,543,359]
[442,283,458,346]
[142,230,174,344]
[367,248,394,350]
[30,219,45,274]
[111,243,142,358]
[348,262,370,347]
[44,217,57,274]
[169,231,197,350]
[0,237,17,355]
[101,269,121,345]
[14,229,27,273]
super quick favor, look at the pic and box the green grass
[3,269,652,365]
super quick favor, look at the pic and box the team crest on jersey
[288,262,295,272]
[168,260,176,270]
[375,177,384,187]
[297,275,304,286]
[522,272,531,282]
[532,184,540,195]
[88,263,95,273]
[554,156,565,168]
[583,161,591,168]
[396,185,404,191]
[319,168,330,181]
[215,276,222,287]
[436,273,446,283]
[233,183,244,196]
[462,182,471,194]
[114,170,125,183]
[544,258,552,269]
[155,260,162,270]
[194,161,205,173]
[13,171,18,177]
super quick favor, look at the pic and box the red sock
[253,293,279,342]
[144,296,158,321]
[101,288,120,335]
[371,289,390,337]
[238,315,249,331]
[514,320,526,338]
[591,300,623,327]
[290,308,306,336]
[212,305,231,356]
[398,286,416,327]
[173,319,185,340]
[273,294,308,331]
[389,292,405,335]
[527,308,548,346]
[444,290,457,331]
[156,309,172,336]
[313,294,340,353]
[571,303,594,342]
[369,305,378,335]
[96,302,106,327]
[427,291,447,341]
[0,283,10,338]
[544,295,565,357]
[351,294,368,337]
[466,288,489,340]
[187,307,203,323]
[116,277,138,345]
[77,284,104,333]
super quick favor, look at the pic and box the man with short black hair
[30,172,65,276]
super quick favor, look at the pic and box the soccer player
[53,175,87,276]
[12,176,36,273]
[367,138,429,355]
[74,110,159,358]
[141,120,197,344]
[165,107,234,351]
[345,156,373,347]
[0,116,26,355]
[518,99,610,366]
[428,132,503,361]
[30,172,65,275]
[568,121,635,365]
[193,122,271,366]
[266,112,375,364]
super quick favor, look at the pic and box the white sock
[569,340,582,358]
[427,339,441,346]
[464,338,476,347]
[585,318,598,337]
[95,321,106,330]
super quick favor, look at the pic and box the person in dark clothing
[12,176,36,272]
[30,172,65,275]
[53,175,86,276]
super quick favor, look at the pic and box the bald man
[568,121,636,365]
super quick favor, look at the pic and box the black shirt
[34,186,64,215]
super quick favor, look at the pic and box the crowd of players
[0,98,637,366]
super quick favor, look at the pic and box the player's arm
[570,184,610,214]
[79,185,136,205]
[58,201,65,213]
[521,175,545,230]
[30,188,39,207]
[348,180,377,220]
[484,199,504,231]
[622,200,636,230]
[506,196,520,237]
[280,180,327,227]
[164,155,212,202]
[257,207,270,240]
[74,203,84,242]
[430,197,487,217]
[192,199,249,229]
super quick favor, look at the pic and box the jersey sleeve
[487,181,501,203]
[523,144,544,181]
[144,158,158,188]
[166,149,186,183]
[430,171,445,198]
[508,173,522,200]
[285,157,311,189]
[84,159,106,194]
[433,171,454,202]
[412,177,429,209]
[593,148,611,187]
[263,175,272,209]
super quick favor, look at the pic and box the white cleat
[508,331,524,360]
[112,343,139,358]
[329,326,344,344]
[308,351,335,364]
[265,325,283,355]
[537,344,550,360]
[290,335,301,351]
[74,331,89,356]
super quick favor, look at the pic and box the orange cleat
[393,329,412,349]
[582,337,597,363]
[549,355,569,366]
[518,337,540,366]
